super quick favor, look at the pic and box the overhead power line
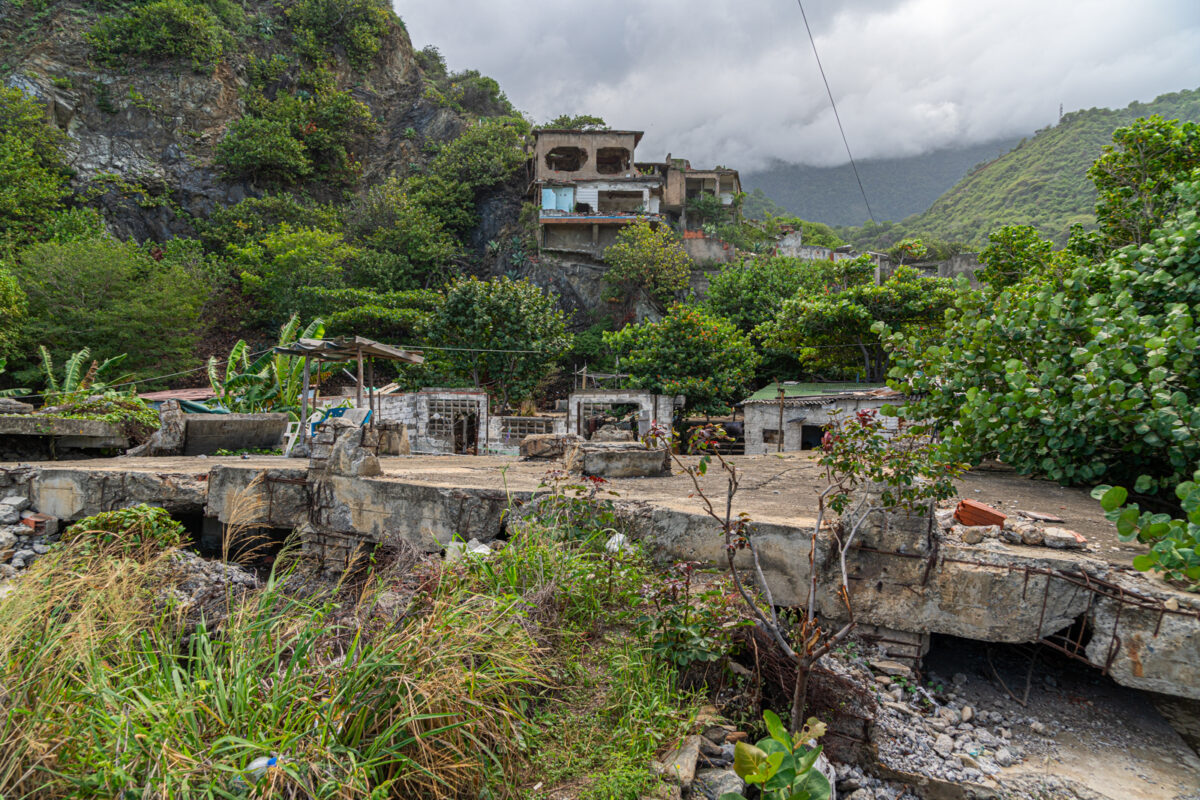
[795,0,876,224]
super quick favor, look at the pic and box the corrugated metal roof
[745,382,889,403]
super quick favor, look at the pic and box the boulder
[325,423,382,477]
[692,768,743,800]
[657,735,702,787]
[125,400,186,457]
[1043,527,1086,549]
[519,433,582,460]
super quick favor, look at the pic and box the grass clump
[0,480,739,798]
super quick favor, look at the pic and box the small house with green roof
[740,382,904,455]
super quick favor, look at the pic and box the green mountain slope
[741,139,1018,227]
[896,88,1200,246]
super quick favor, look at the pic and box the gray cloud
[396,0,1200,170]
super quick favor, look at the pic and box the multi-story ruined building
[531,128,741,258]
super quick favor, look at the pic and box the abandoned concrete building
[742,382,903,455]
[532,128,741,258]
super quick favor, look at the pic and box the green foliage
[11,237,208,386]
[218,77,376,185]
[199,194,343,253]
[706,256,869,334]
[976,224,1057,289]
[1088,114,1200,249]
[636,562,740,669]
[603,220,693,302]
[432,276,571,410]
[429,116,530,191]
[758,263,954,382]
[301,286,440,345]
[37,391,162,443]
[723,711,830,800]
[0,86,69,249]
[0,262,26,359]
[686,193,729,227]
[63,505,187,556]
[286,0,395,71]
[884,88,1200,246]
[232,224,357,326]
[544,114,607,130]
[742,188,789,221]
[403,173,477,236]
[345,177,460,288]
[207,315,326,418]
[87,0,229,73]
[604,304,760,417]
[884,174,1200,490]
[1093,473,1200,589]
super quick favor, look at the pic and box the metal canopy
[273,336,424,364]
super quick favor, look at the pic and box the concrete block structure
[567,389,683,440]
[742,383,903,455]
[375,389,489,454]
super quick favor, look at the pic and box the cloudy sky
[396,0,1200,171]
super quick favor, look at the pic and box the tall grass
[0,543,542,798]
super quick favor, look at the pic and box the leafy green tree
[199,195,344,253]
[430,116,530,191]
[0,87,69,249]
[603,220,693,303]
[884,175,1200,491]
[758,265,954,382]
[1093,479,1200,589]
[208,315,327,418]
[232,225,357,326]
[300,286,441,346]
[1089,115,1200,248]
[975,224,1054,289]
[215,116,312,184]
[887,237,928,265]
[706,256,872,334]
[10,237,208,383]
[544,114,607,130]
[761,215,845,248]
[604,304,760,417]
[432,277,571,410]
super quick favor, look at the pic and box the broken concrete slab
[519,432,581,460]
[572,442,670,478]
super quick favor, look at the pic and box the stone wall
[375,389,490,454]
[567,390,681,440]
[743,396,899,455]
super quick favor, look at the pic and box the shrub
[63,505,187,557]
[286,0,395,71]
[199,194,343,253]
[430,116,530,190]
[215,115,312,184]
[87,0,228,73]
[345,177,460,288]
[0,263,26,359]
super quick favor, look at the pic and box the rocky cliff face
[0,1,465,240]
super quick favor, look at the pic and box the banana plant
[40,346,130,404]
[721,711,830,800]
[207,315,327,419]
[0,358,30,399]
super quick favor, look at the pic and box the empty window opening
[578,402,641,439]
[762,429,780,445]
[497,416,555,444]
[598,191,645,214]
[596,147,632,174]
[546,146,587,172]
[428,399,482,454]
[800,424,824,450]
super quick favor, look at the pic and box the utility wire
[795,0,876,224]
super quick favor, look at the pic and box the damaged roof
[743,381,900,405]
[273,337,424,364]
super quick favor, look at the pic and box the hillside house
[531,128,741,258]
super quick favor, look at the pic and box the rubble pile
[0,494,59,577]
[937,501,1090,551]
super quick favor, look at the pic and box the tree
[884,174,1200,492]
[0,87,69,249]
[232,224,357,327]
[603,220,693,304]
[707,256,872,334]
[758,265,955,382]
[887,237,928,265]
[1088,115,1200,249]
[432,277,571,410]
[975,224,1055,290]
[11,237,208,384]
[604,304,760,417]
[544,114,607,130]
